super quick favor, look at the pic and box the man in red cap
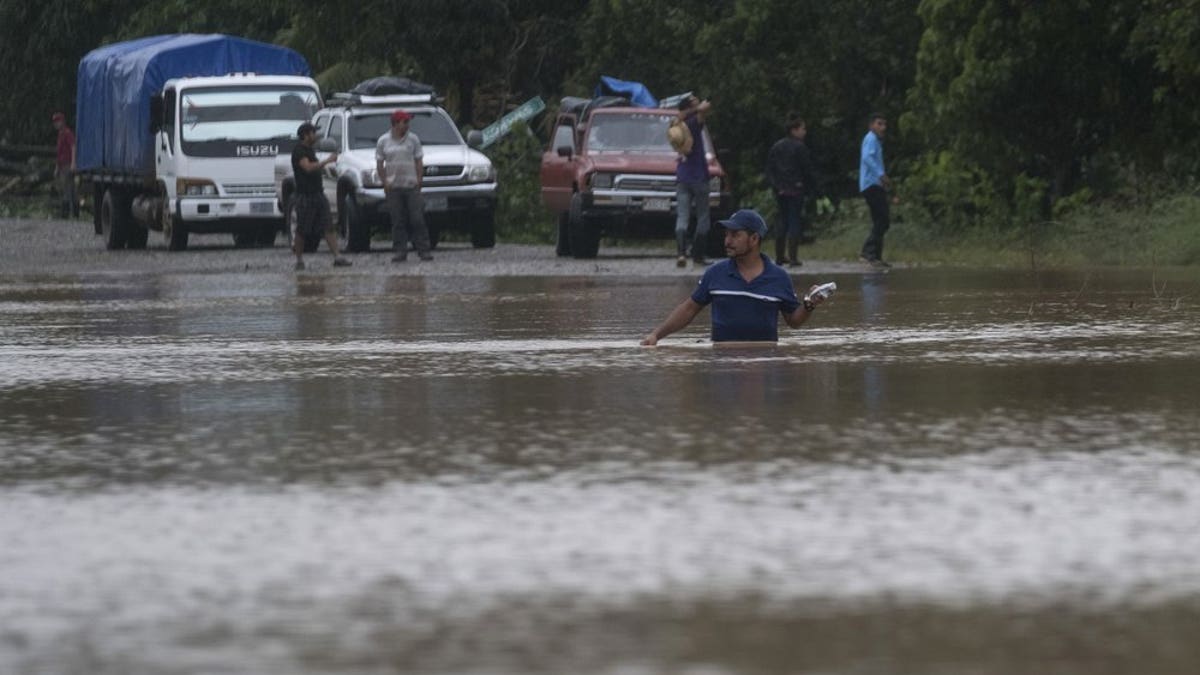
[52,112,77,218]
[375,109,432,262]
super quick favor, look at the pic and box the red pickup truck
[540,96,731,258]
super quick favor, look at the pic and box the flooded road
[2,258,1200,674]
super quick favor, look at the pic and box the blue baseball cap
[719,209,768,237]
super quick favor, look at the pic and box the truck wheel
[568,193,599,258]
[282,194,295,248]
[232,231,257,248]
[555,212,572,257]
[100,187,131,250]
[256,224,278,247]
[127,225,149,249]
[427,224,440,250]
[165,214,188,251]
[92,184,104,235]
[470,210,496,248]
[344,193,370,252]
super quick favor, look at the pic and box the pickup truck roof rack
[326,92,438,107]
[559,95,630,120]
[351,76,435,96]
[657,91,694,109]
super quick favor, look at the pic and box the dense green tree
[569,0,920,203]
[286,0,587,125]
[0,0,294,146]
[1130,0,1200,176]
[115,0,292,43]
[0,0,143,145]
[903,0,1158,228]
[5,0,1199,235]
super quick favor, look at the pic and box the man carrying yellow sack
[671,95,712,268]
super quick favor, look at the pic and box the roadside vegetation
[4,0,1200,268]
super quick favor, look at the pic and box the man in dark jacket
[765,116,818,266]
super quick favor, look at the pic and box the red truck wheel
[555,212,571,257]
[567,193,600,258]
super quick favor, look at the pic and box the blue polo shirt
[859,130,885,192]
[691,255,801,341]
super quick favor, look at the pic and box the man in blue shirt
[641,209,829,345]
[859,113,892,268]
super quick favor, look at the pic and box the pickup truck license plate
[250,201,274,214]
[425,195,448,212]
[643,197,670,212]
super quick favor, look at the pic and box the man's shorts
[292,192,334,240]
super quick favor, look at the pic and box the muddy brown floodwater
[2,219,1200,674]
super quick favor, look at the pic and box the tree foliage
[3,0,1199,232]
[903,0,1161,228]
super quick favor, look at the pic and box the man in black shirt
[765,116,819,266]
[290,122,351,270]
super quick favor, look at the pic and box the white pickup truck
[275,92,498,252]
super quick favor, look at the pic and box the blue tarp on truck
[76,34,312,173]
[594,76,658,108]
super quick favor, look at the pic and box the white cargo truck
[76,34,321,250]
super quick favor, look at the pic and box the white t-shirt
[375,131,424,189]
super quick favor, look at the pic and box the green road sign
[479,96,545,148]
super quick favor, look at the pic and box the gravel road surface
[1,217,860,277]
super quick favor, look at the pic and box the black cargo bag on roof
[350,76,436,96]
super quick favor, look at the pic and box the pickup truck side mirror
[315,137,338,153]
[556,145,573,158]
[466,130,484,148]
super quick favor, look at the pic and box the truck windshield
[585,112,676,154]
[180,86,320,143]
[348,111,463,149]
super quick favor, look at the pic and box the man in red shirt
[52,112,77,218]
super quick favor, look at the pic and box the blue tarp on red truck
[594,76,658,108]
[76,34,311,174]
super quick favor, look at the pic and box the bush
[484,121,554,244]
[899,150,1007,235]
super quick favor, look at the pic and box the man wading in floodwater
[641,209,829,345]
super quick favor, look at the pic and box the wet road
[2,220,1200,674]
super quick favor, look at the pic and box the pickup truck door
[312,114,337,216]
[540,117,577,213]
[324,113,344,206]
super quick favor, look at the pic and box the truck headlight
[361,169,382,188]
[467,164,495,182]
[592,173,613,189]
[178,178,218,196]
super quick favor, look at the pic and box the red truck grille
[613,175,675,192]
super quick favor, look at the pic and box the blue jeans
[675,180,710,258]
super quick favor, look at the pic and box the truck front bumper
[358,182,498,220]
[584,189,726,217]
[177,196,282,223]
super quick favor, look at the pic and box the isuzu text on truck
[76,34,321,250]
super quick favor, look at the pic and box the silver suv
[275,92,498,251]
